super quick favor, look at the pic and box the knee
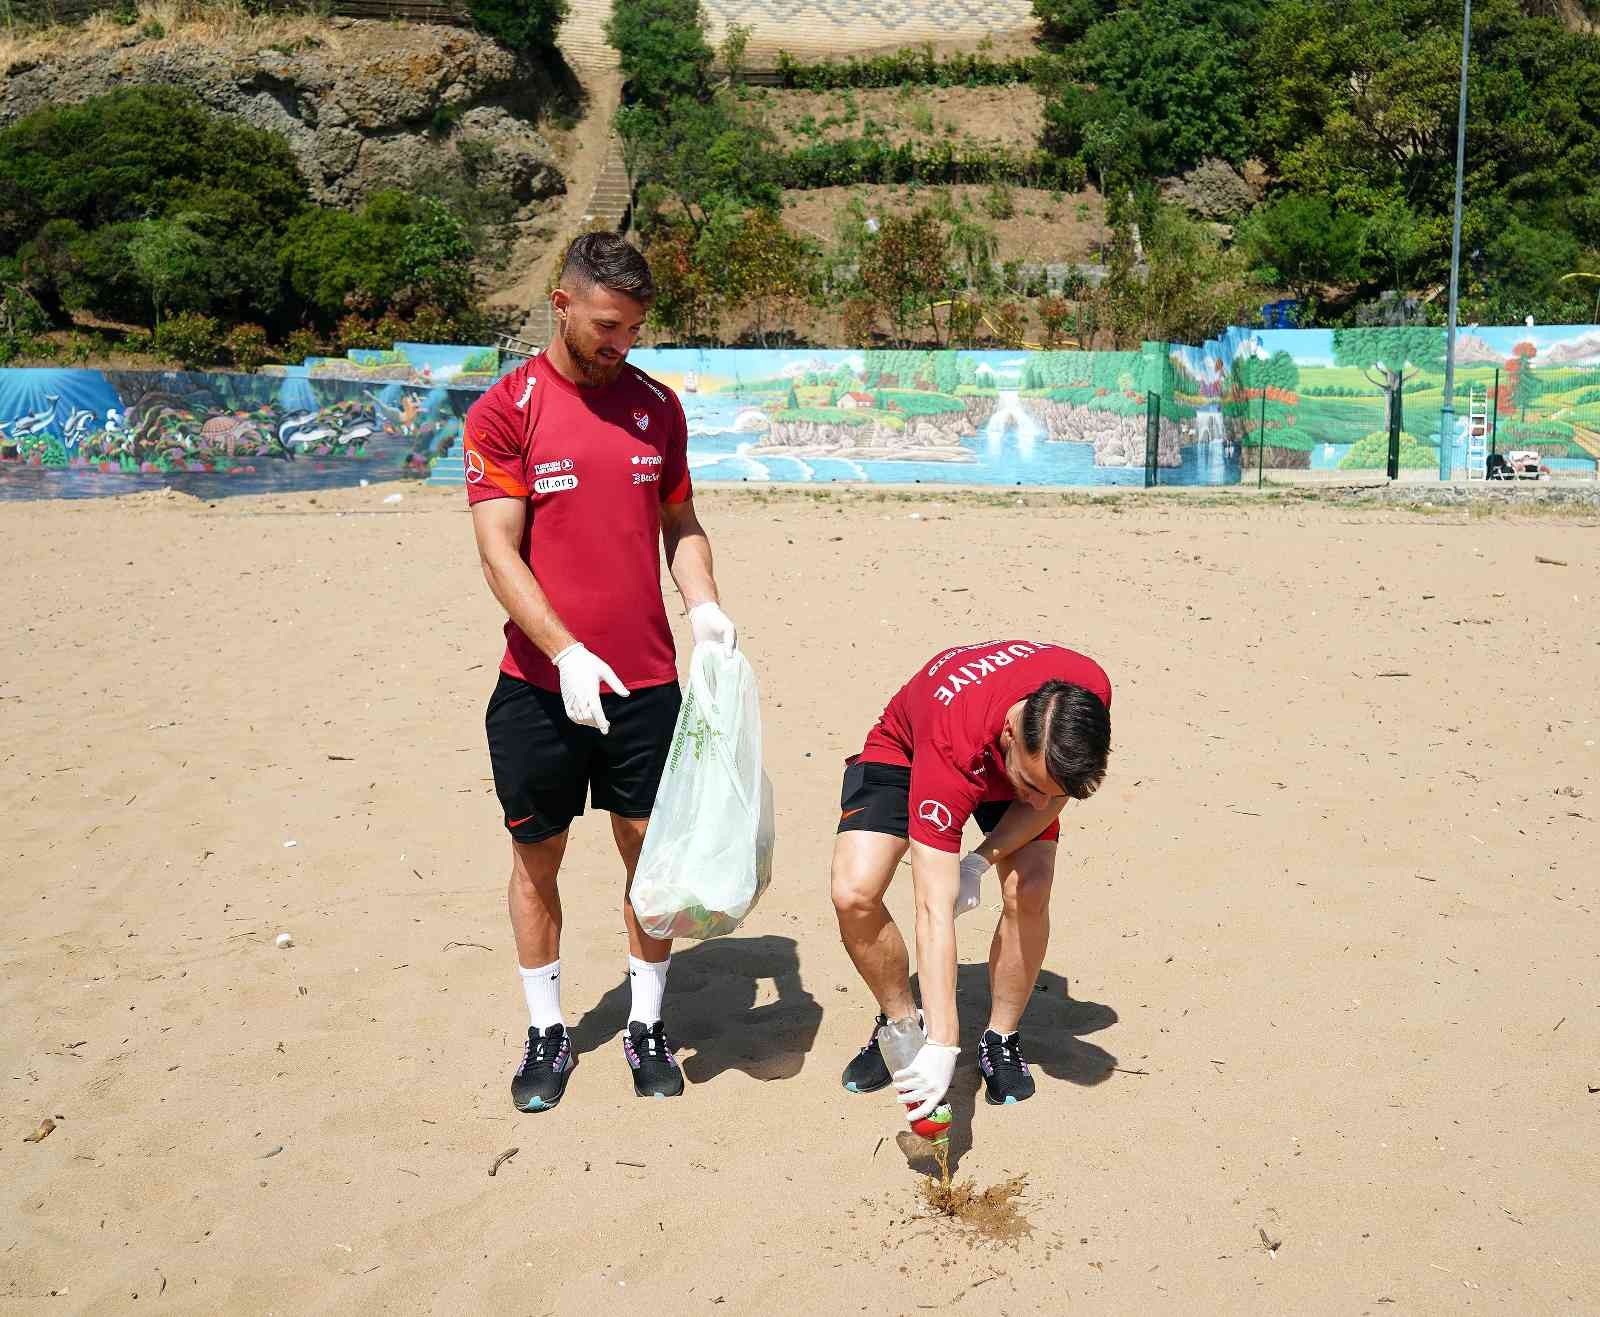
[1002,869,1054,919]
[831,866,883,921]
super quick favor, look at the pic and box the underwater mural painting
[0,364,480,501]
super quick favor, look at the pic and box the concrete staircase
[516,138,633,344]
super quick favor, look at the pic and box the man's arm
[659,496,718,609]
[470,498,576,659]
[908,840,961,1046]
[973,799,1067,866]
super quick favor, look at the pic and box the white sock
[519,959,563,1031]
[628,955,670,1026]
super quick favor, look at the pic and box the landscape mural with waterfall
[602,347,1238,487]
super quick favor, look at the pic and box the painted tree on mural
[1502,340,1538,422]
[1331,327,1445,435]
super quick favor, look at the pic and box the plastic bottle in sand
[877,1015,953,1142]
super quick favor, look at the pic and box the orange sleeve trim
[661,473,692,504]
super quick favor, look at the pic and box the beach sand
[2,482,1596,1313]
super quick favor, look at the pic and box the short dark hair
[560,233,655,306]
[1020,680,1111,801]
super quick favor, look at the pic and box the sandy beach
[2,481,1596,1314]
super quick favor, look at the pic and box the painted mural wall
[5,327,1599,498]
[599,347,1234,487]
[1177,324,1600,475]
[0,363,480,502]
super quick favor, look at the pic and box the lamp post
[1558,272,1600,325]
[1439,0,1472,482]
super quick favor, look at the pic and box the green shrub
[468,0,568,53]
[774,47,1038,89]
[226,322,271,371]
[279,328,324,364]
[154,311,225,368]
[1338,429,1436,470]
[607,0,715,110]
[777,139,1086,190]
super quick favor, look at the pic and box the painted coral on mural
[0,366,476,499]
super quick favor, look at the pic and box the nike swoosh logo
[506,814,535,828]
[840,807,866,820]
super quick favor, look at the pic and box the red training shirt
[857,640,1113,851]
[463,352,692,692]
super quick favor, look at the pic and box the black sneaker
[979,1029,1036,1105]
[841,1013,891,1093]
[512,1023,575,1112]
[623,1020,684,1098]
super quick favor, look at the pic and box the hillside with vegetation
[2,0,1598,366]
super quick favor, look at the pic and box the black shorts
[485,672,682,844]
[835,760,1012,840]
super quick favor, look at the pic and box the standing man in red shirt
[465,234,736,1112]
[831,641,1111,1120]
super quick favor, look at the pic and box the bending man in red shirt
[466,235,735,1112]
[832,641,1112,1118]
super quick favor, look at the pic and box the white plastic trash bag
[630,645,775,942]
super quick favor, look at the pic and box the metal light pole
[1439,0,1472,481]
[1558,272,1600,325]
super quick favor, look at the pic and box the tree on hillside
[1238,194,1363,307]
[622,95,780,237]
[606,0,714,110]
[859,211,954,347]
[1331,327,1445,435]
[713,209,817,347]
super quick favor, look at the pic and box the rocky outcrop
[0,22,567,217]
[753,415,976,463]
[1159,158,1265,221]
[1027,398,1182,467]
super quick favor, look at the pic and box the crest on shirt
[632,410,650,432]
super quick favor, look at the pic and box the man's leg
[830,830,915,1019]
[613,813,668,964]
[612,811,683,1096]
[509,832,568,971]
[486,672,588,1113]
[986,840,1056,1033]
[978,840,1055,1105]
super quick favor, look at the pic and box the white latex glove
[892,1041,960,1122]
[688,601,737,653]
[551,642,630,734]
[956,851,989,919]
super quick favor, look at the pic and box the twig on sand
[1534,555,1567,566]
[489,1147,518,1177]
[443,941,492,952]
[1258,1227,1282,1254]
[916,1275,998,1309]
[1376,671,1411,678]
[1113,1067,1149,1076]
[616,1161,647,1168]
[873,1137,885,1160]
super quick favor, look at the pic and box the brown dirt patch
[779,184,1106,265]
[739,84,1044,153]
